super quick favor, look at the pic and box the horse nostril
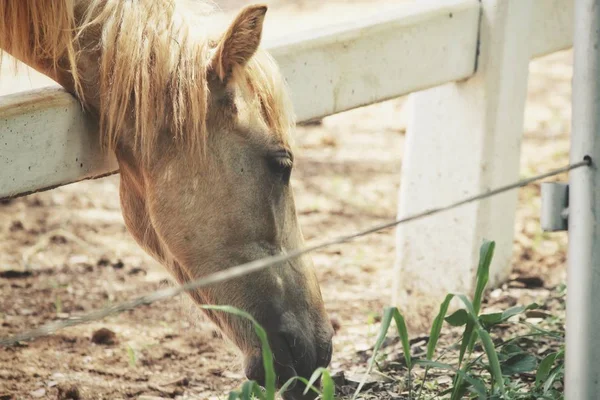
[315,323,334,369]
[281,332,316,378]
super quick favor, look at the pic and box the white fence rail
[0,0,574,320]
[0,89,117,198]
[1,0,572,199]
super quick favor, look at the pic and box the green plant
[217,239,564,399]
[126,344,137,368]
[349,240,564,399]
[54,296,63,315]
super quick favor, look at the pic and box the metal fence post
[566,0,600,397]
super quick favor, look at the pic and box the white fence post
[393,0,533,329]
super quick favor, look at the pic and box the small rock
[526,317,544,325]
[56,383,82,400]
[91,328,117,345]
[331,370,346,387]
[346,371,393,390]
[508,280,527,289]
[514,276,545,288]
[50,372,66,380]
[81,264,94,273]
[161,376,189,387]
[525,310,553,319]
[298,118,323,126]
[128,267,146,275]
[30,388,46,398]
[28,198,44,207]
[96,257,110,267]
[0,270,32,279]
[50,235,67,244]
[507,314,520,323]
[330,316,341,334]
[68,255,90,265]
[221,370,243,380]
[9,220,24,232]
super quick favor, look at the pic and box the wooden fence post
[393,0,533,330]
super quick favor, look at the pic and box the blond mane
[0,0,294,162]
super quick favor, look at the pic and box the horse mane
[0,0,294,162]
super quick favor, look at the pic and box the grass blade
[240,380,265,400]
[452,316,475,399]
[500,352,537,375]
[542,363,564,394]
[302,368,334,399]
[201,305,276,399]
[457,241,495,369]
[538,349,564,393]
[479,303,539,328]
[391,309,413,398]
[457,319,474,367]
[428,294,455,360]
[455,294,505,397]
[279,377,321,398]
[445,309,469,327]
[478,329,505,392]
[473,240,495,314]
[304,368,325,396]
[521,321,563,339]
[320,369,335,400]
[240,381,252,399]
[422,295,457,400]
[392,310,412,370]
[352,307,395,400]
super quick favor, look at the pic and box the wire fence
[0,157,591,347]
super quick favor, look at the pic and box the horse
[0,1,334,398]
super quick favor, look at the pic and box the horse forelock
[0,0,295,162]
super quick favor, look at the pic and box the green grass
[126,344,137,368]
[54,296,63,315]
[216,239,565,399]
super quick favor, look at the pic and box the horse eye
[267,151,293,182]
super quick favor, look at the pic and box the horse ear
[211,4,267,82]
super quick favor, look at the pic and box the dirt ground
[0,1,572,399]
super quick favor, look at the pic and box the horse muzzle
[244,319,334,399]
